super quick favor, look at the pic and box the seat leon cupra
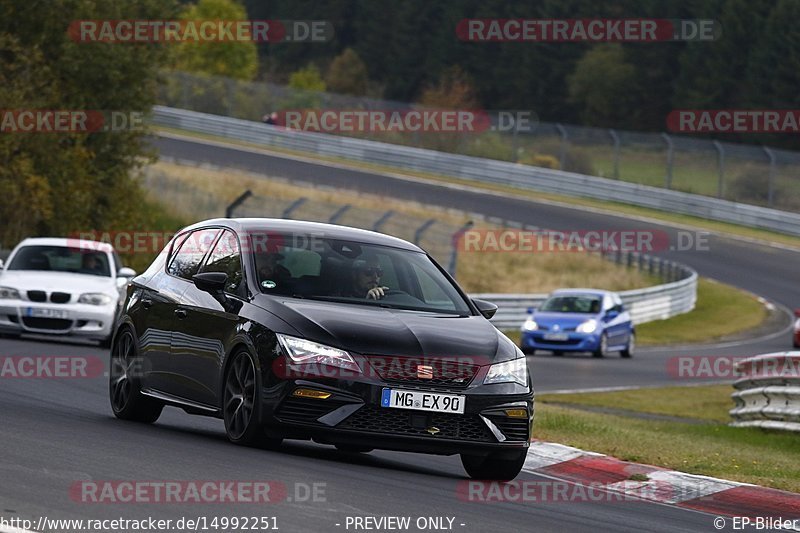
[110,218,533,480]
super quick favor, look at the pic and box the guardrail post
[661,133,674,189]
[556,124,569,170]
[764,147,777,208]
[372,210,394,232]
[713,141,725,199]
[225,190,253,218]
[608,129,620,179]
[282,197,307,219]
[328,204,351,224]
[447,221,474,278]
[413,219,436,245]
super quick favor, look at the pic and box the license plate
[25,307,69,319]
[381,388,465,414]
[544,333,569,341]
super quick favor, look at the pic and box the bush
[519,154,559,169]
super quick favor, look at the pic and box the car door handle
[141,298,153,309]
[174,308,188,319]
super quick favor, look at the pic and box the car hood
[532,311,597,329]
[254,296,518,363]
[0,271,117,294]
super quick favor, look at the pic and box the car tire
[621,332,635,358]
[593,333,608,358]
[335,444,374,454]
[99,334,113,350]
[109,328,163,423]
[223,349,265,446]
[461,450,527,481]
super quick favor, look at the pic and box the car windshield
[250,233,471,315]
[7,245,111,277]
[540,295,601,314]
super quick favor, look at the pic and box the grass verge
[536,386,800,493]
[502,277,768,347]
[155,126,800,250]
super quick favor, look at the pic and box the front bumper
[0,301,115,340]
[520,330,600,352]
[260,376,534,456]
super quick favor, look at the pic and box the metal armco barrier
[730,353,800,432]
[152,106,800,237]
[473,254,697,329]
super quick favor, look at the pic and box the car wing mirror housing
[193,272,228,294]
[472,298,498,320]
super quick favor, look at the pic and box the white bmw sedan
[0,237,136,346]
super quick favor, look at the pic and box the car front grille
[486,415,529,442]
[27,291,47,302]
[51,292,71,304]
[535,337,581,345]
[338,405,494,442]
[370,357,479,389]
[21,317,72,331]
[274,397,345,425]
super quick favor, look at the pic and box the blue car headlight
[576,319,598,334]
[522,318,538,331]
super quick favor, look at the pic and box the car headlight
[576,319,598,333]
[522,318,538,331]
[78,293,113,306]
[276,334,360,372]
[0,286,20,299]
[484,357,528,386]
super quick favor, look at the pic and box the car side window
[200,230,246,297]
[167,229,219,281]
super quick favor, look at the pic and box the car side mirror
[193,272,228,294]
[117,267,136,278]
[473,298,498,320]
[526,306,536,314]
[605,309,619,319]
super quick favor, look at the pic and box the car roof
[13,237,114,253]
[549,288,614,297]
[179,218,424,252]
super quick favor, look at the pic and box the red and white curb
[523,440,800,522]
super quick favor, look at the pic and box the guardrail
[474,252,697,329]
[730,353,800,432]
[152,106,800,237]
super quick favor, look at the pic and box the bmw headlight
[522,318,538,331]
[484,357,528,386]
[0,286,20,299]
[576,319,598,333]
[78,293,113,306]
[276,334,360,372]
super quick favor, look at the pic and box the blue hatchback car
[519,289,634,358]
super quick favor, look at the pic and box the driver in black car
[346,256,389,300]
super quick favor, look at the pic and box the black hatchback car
[110,218,533,480]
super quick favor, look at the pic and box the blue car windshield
[540,295,601,314]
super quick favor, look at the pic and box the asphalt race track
[0,133,793,532]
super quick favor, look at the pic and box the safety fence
[730,353,800,433]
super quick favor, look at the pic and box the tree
[418,65,478,109]
[567,44,637,127]
[0,0,178,249]
[172,0,258,80]
[326,48,369,95]
[283,64,326,108]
